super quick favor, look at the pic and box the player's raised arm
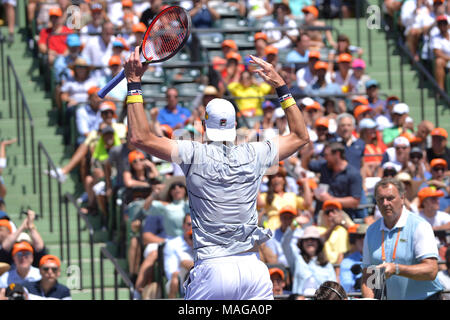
[249,55,310,160]
[125,47,178,162]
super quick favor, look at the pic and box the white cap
[382,161,401,172]
[393,103,409,115]
[205,98,236,142]
[17,232,32,243]
[393,136,410,147]
[359,118,377,130]
[274,107,285,119]
[301,97,315,107]
[376,115,393,131]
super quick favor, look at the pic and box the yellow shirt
[259,192,305,231]
[317,225,350,265]
[227,82,272,117]
[83,122,127,148]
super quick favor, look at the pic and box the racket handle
[98,69,126,99]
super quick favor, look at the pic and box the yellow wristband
[126,95,144,104]
[281,97,296,110]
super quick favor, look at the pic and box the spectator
[306,142,365,221]
[3,0,16,44]
[128,22,147,48]
[140,0,163,27]
[157,88,192,129]
[427,128,450,165]
[333,113,366,170]
[24,255,71,300]
[246,0,272,20]
[432,15,450,90]
[302,5,336,50]
[221,52,244,88]
[254,100,276,133]
[328,34,363,71]
[80,2,105,45]
[0,242,41,288]
[353,104,373,124]
[115,0,139,29]
[437,248,450,300]
[38,7,73,65]
[286,33,311,64]
[282,225,336,296]
[264,206,309,268]
[418,187,450,233]
[314,281,348,300]
[415,120,435,150]
[75,87,102,145]
[228,69,273,118]
[313,117,331,156]
[163,213,194,298]
[382,103,411,146]
[421,158,450,213]
[60,57,97,109]
[349,59,370,94]
[362,178,443,300]
[258,166,311,231]
[0,138,17,200]
[304,61,343,107]
[359,118,387,179]
[303,98,323,131]
[53,34,83,85]
[277,65,304,104]
[99,56,128,102]
[253,32,269,59]
[340,224,368,293]
[263,3,299,50]
[82,21,115,72]
[317,200,353,270]
[380,136,413,176]
[365,79,385,116]
[264,46,281,70]
[331,53,353,93]
[189,0,220,31]
[269,267,290,297]
[409,146,427,181]
[296,51,320,90]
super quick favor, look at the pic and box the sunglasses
[42,267,59,273]
[16,251,32,258]
[324,208,337,215]
[432,167,445,172]
[410,153,422,159]
[395,146,408,150]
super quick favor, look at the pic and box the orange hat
[87,86,100,96]
[323,200,342,211]
[353,105,372,119]
[305,101,322,111]
[352,96,369,105]
[436,15,448,23]
[114,37,130,51]
[221,39,238,51]
[314,61,328,70]
[264,45,278,56]
[400,131,421,144]
[430,158,448,169]
[39,254,61,268]
[0,220,12,233]
[269,267,285,280]
[12,241,34,257]
[160,124,174,139]
[279,205,297,216]
[430,127,448,139]
[254,32,268,42]
[418,187,444,205]
[99,101,116,113]
[122,0,133,7]
[307,178,318,190]
[226,51,242,62]
[128,150,145,164]
[187,229,193,236]
[315,117,329,128]
[337,53,352,63]
[302,6,319,18]
[132,22,147,33]
[308,51,321,59]
[108,55,122,66]
[49,7,62,17]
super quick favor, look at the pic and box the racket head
[141,6,191,63]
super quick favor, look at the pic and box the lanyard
[381,228,401,262]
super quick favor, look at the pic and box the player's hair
[374,177,406,200]
[314,281,347,300]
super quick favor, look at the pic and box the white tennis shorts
[184,252,273,300]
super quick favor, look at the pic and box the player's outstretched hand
[249,55,285,88]
[124,46,150,83]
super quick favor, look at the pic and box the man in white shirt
[432,15,450,89]
[163,214,194,298]
[418,187,450,232]
[80,2,105,46]
[263,3,298,50]
[82,21,115,75]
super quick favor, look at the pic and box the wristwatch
[395,263,400,275]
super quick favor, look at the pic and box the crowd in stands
[0,0,449,300]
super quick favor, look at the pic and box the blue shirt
[265,227,304,268]
[304,81,343,105]
[340,251,363,293]
[332,136,366,170]
[286,50,310,64]
[24,280,71,300]
[75,104,102,144]
[363,208,443,300]
[157,105,191,129]
[142,214,167,239]
[176,139,278,261]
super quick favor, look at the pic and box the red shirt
[39,26,73,55]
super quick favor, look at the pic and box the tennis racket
[98,6,191,99]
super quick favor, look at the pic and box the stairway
[0,27,130,300]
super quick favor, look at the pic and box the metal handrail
[0,30,5,101]
[100,246,135,300]
[64,192,96,300]
[6,56,36,194]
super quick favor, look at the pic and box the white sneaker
[44,167,67,183]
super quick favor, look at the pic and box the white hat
[393,103,409,115]
[17,232,32,243]
[274,107,285,119]
[300,97,315,107]
[376,115,393,131]
[359,118,377,130]
[393,136,410,147]
[205,98,236,142]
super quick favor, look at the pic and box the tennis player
[124,46,310,299]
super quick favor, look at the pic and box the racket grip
[98,69,126,99]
